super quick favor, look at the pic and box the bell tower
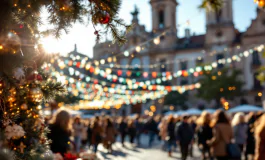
[150,0,178,47]
[205,0,235,45]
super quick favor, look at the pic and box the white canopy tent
[185,108,202,115]
[228,105,264,113]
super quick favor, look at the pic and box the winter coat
[73,123,83,137]
[147,120,158,133]
[104,126,116,143]
[255,125,265,160]
[128,125,137,137]
[167,121,176,142]
[119,122,128,134]
[246,123,255,154]
[197,124,213,146]
[91,124,103,145]
[209,123,233,157]
[158,121,168,141]
[175,122,193,145]
[48,124,71,156]
[233,123,248,145]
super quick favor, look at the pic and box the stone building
[93,0,265,114]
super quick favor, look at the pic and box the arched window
[252,51,261,66]
[159,10,165,29]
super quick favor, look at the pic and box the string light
[135,46,141,52]
[153,38,160,45]
[124,51,129,57]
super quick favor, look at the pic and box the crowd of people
[46,109,265,160]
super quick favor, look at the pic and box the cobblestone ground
[93,134,201,160]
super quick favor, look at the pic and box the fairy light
[135,46,141,52]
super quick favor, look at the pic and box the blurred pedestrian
[104,118,117,153]
[158,117,168,150]
[246,112,256,160]
[176,115,194,160]
[232,112,248,155]
[146,117,158,147]
[207,110,233,160]
[86,120,92,149]
[119,117,128,147]
[73,117,83,154]
[189,116,197,157]
[254,114,265,160]
[135,116,143,146]
[91,117,103,153]
[167,116,176,157]
[128,119,137,144]
[196,111,213,160]
[48,110,72,156]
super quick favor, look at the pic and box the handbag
[218,126,241,159]
[226,143,241,159]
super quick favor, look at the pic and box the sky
[41,0,258,58]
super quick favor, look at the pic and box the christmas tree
[0,0,130,159]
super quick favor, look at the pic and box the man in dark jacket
[175,116,194,160]
[119,117,127,147]
[146,117,158,147]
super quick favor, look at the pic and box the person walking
[189,116,197,157]
[158,117,168,150]
[254,114,265,160]
[146,117,158,147]
[135,116,143,146]
[128,119,137,145]
[246,112,257,160]
[119,117,128,147]
[72,117,83,154]
[232,112,248,155]
[175,115,194,160]
[86,120,92,149]
[103,118,117,153]
[196,111,213,160]
[167,116,176,157]
[91,117,103,153]
[207,110,233,160]
[48,110,72,157]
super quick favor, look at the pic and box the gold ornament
[28,87,43,102]
[0,32,21,54]
[20,103,28,110]
[19,142,26,153]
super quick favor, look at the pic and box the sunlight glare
[41,36,61,54]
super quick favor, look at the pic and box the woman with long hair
[207,110,233,160]
[91,116,103,153]
[232,112,248,154]
[48,110,72,156]
[72,116,83,154]
[167,116,176,157]
[103,117,117,153]
[254,114,265,160]
[196,111,213,160]
[127,119,137,144]
[158,117,168,151]
[245,112,257,160]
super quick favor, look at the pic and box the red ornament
[37,74,43,81]
[27,73,43,81]
[117,70,122,76]
[99,12,110,24]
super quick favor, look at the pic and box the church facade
[93,0,265,112]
